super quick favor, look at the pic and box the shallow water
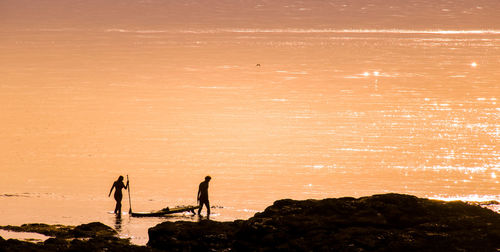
[1,0,499,245]
[0,229,49,242]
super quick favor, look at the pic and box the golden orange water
[0,0,499,244]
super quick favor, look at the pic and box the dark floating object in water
[256,63,261,67]
[0,193,30,198]
[131,205,199,217]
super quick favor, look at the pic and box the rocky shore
[0,222,150,251]
[1,194,500,251]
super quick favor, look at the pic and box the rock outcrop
[148,193,500,251]
[0,222,117,239]
[0,222,150,252]
[1,194,499,251]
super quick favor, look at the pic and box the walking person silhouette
[197,176,211,217]
[109,176,129,215]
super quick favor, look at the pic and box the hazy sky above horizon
[2,0,500,30]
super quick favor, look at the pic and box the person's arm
[124,180,129,190]
[197,184,201,203]
[108,183,115,197]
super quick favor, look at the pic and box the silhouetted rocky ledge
[148,194,500,251]
[1,194,499,251]
[0,222,150,251]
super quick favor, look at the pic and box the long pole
[127,175,132,214]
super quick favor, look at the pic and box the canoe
[131,205,199,217]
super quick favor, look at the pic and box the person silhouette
[108,176,129,215]
[197,176,211,217]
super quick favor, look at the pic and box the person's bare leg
[206,201,210,217]
[198,201,203,215]
[115,201,122,215]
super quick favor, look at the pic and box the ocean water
[1,0,499,245]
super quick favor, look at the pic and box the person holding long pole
[108,175,129,215]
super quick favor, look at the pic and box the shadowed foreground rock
[0,222,150,252]
[1,194,499,251]
[0,222,118,239]
[148,194,500,251]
